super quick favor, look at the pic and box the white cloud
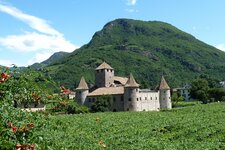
[126,0,137,6]
[0,59,14,67]
[0,3,61,36]
[28,52,52,65]
[0,3,79,65]
[0,32,77,52]
[216,44,225,51]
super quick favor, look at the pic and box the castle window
[140,97,141,101]
[136,89,138,92]
[92,98,95,102]
[151,97,152,100]
[89,98,91,102]
[145,97,147,100]
[137,98,138,101]
[97,70,99,73]
[101,69,103,72]
[107,69,109,72]
[113,97,116,102]
[128,98,131,101]
[156,97,157,100]
[121,96,124,101]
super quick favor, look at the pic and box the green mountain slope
[45,19,225,89]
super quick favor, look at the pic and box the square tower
[95,62,114,88]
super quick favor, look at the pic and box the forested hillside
[44,19,225,89]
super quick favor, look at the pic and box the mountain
[44,18,225,89]
[31,51,69,69]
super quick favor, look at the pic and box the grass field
[34,102,225,149]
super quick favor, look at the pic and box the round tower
[76,76,89,105]
[159,76,172,109]
[95,62,114,88]
[124,73,139,111]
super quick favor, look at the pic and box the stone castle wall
[95,69,114,87]
[136,90,160,111]
[76,90,89,105]
[84,89,169,112]
[159,89,171,109]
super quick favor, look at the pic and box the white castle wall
[159,89,172,109]
[124,88,138,111]
[76,90,89,105]
[85,89,171,111]
[136,90,160,111]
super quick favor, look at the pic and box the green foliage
[42,19,225,89]
[172,92,184,107]
[66,100,89,114]
[199,74,220,88]
[50,99,89,114]
[90,95,113,112]
[31,102,225,149]
[208,88,225,102]
[190,79,209,104]
[0,66,50,149]
[0,104,49,149]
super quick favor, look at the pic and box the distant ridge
[31,51,69,69]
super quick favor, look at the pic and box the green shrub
[66,101,89,114]
[0,66,51,149]
[90,95,113,112]
[0,103,49,150]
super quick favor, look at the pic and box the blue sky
[0,0,225,67]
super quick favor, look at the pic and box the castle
[75,62,171,111]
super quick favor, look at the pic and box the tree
[90,95,113,112]
[208,88,225,102]
[190,79,209,104]
[171,92,184,107]
[199,74,220,88]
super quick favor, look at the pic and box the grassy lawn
[34,102,225,149]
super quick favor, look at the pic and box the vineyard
[1,67,225,149]
[35,102,225,149]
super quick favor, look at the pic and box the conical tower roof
[76,76,89,90]
[159,76,170,90]
[96,62,113,70]
[125,73,139,87]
